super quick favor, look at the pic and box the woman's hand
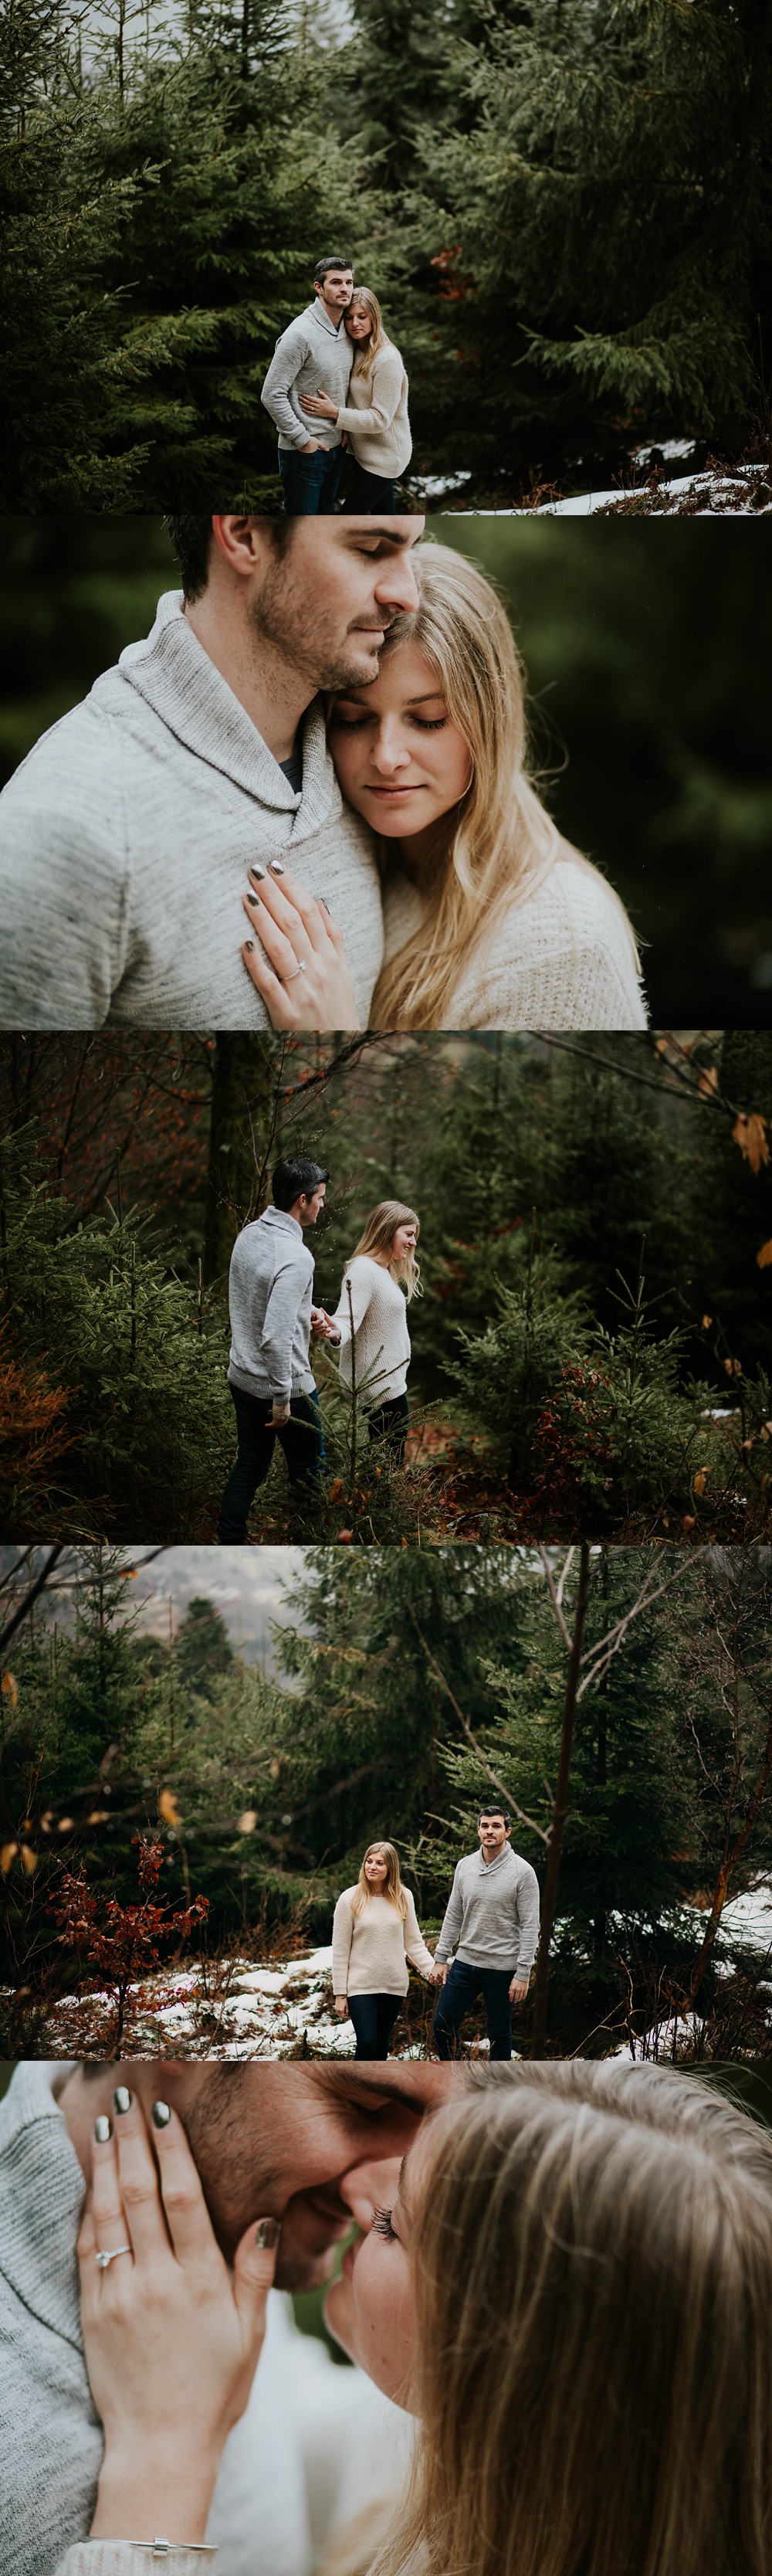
[334,1994,349,2020]
[78,2092,279,2544]
[300,388,339,422]
[242,860,361,1031]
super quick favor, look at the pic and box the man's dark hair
[479,1807,510,1827]
[313,255,354,286]
[272,1156,330,1212]
[164,514,295,606]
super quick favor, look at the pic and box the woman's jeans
[347,1992,402,2060]
[342,463,396,514]
[279,446,344,514]
[217,1386,325,1541]
[433,1959,516,2061]
[364,1393,409,1468]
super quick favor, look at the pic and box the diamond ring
[283,960,307,983]
[95,2245,133,2269]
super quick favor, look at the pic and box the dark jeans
[347,1992,402,2060]
[433,1958,516,2062]
[217,1384,325,1542]
[279,446,344,514]
[364,1392,409,1468]
[342,463,396,514]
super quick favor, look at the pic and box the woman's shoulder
[335,1885,358,1907]
[456,844,647,1028]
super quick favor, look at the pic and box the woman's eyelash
[372,2204,398,2241]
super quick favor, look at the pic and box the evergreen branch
[406,1600,550,1848]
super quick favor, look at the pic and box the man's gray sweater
[435,1845,540,1978]
[228,1206,316,1405]
[261,303,354,451]
[0,592,382,1029]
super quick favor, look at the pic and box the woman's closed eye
[372,2204,398,2241]
[332,711,449,735]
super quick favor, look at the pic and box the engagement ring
[95,2245,133,2269]
[283,960,307,983]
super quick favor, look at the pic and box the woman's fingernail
[245,891,261,908]
[151,2100,171,2129]
[256,2217,280,2249]
[244,939,255,954]
[268,859,286,876]
[249,863,267,882]
[113,2086,132,2115]
[94,2116,112,2143]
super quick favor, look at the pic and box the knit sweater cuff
[55,2551,212,2576]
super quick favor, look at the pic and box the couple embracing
[5,2057,770,2576]
[261,256,411,517]
[0,517,647,1033]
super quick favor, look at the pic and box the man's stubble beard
[181,2070,344,2292]
[248,561,388,694]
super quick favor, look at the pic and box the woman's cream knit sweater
[334,344,411,476]
[378,849,648,1030]
[332,1888,435,1996]
[332,1254,411,1405]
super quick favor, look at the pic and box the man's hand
[334,1994,349,2020]
[310,1308,341,1343]
[299,438,323,454]
[510,1975,530,2004]
[269,1399,291,1427]
[428,1962,449,1986]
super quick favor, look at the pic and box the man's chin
[275,2245,342,2294]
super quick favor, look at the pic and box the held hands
[242,860,361,1033]
[428,1961,449,1986]
[79,2092,279,2545]
[300,388,340,423]
[334,1994,349,2020]
[310,1306,341,1345]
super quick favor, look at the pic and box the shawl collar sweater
[227,1206,317,1405]
[435,1845,540,1978]
[261,303,354,451]
[0,592,382,1029]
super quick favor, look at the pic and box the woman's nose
[371,721,410,774]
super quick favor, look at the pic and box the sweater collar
[259,1206,304,1242]
[305,298,348,341]
[115,592,337,833]
[476,1844,514,1873]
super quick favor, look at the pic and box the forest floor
[422,448,772,517]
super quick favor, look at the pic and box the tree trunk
[202,1037,278,1282]
[530,1539,591,2056]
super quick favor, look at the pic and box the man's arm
[259,1253,307,1411]
[510,1862,540,2000]
[261,322,317,447]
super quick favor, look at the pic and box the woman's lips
[363,784,423,797]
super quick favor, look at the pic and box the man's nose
[339,2154,403,2230]
[375,555,421,617]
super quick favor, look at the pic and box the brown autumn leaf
[20,1845,37,1875]
[238,1810,258,1835]
[682,1515,696,1532]
[86,1809,110,1825]
[158,1787,181,1828]
[693,1470,708,1496]
[757,1240,772,1269]
[723,1357,743,1377]
[732,1112,770,1173]
[328,1478,347,1506]
[698,1067,719,1098]
[700,1315,713,1331]
[0,1841,19,1875]
[1,1672,19,1709]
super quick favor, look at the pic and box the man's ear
[211,518,266,580]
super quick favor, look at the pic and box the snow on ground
[422,454,772,516]
[8,1945,439,2059]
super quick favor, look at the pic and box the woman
[300,287,411,514]
[332,1839,435,2059]
[241,546,648,1033]
[56,2060,772,2576]
[326,1201,420,1466]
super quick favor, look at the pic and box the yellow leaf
[682,1515,696,1532]
[723,1357,743,1377]
[0,1842,19,1875]
[700,1315,713,1331]
[20,1845,37,1875]
[698,1067,719,1098]
[732,1112,770,1173]
[86,1810,110,1825]
[238,1810,258,1835]
[693,1470,708,1496]
[158,1787,181,1828]
[1,1672,19,1709]
[757,1240,772,1268]
[57,1816,75,1833]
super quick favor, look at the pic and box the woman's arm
[334,349,406,440]
[402,1890,437,1980]
[331,1892,355,2003]
[76,2096,278,2548]
[241,862,361,1033]
[330,1257,374,1350]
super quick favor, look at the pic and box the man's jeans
[433,1958,516,2061]
[347,1993,402,2061]
[217,1385,325,1542]
[279,446,344,514]
[342,463,396,514]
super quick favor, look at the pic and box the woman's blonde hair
[367,543,641,1030]
[347,285,389,383]
[377,2059,772,2576]
[350,1841,408,1921]
[345,1200,422,1302]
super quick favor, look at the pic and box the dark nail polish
[256,2217,280,2248]
[249,863,267,882]
[94,2115,112,2143]
[113,2086,132,2115]
[268,859,286,876]
[245,891,261,908]
[244,939,255,953]
[151,2100,171,2129]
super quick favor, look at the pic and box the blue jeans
[279,446,344,514]
[343,463,396,514]
[433,1959,516,2061]
[347,1993,402,2060]
[364,1393,409,1468]
[218,1385,325,1541]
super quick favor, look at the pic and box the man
[218,1153,335,1539]
[0,514,424,1030]
[0,2059,458,2576]
[428,1807,540,2062]
[261,258,355,516]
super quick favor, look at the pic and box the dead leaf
[757,1240,772,1269]
[86,1809,110,1825]
[0,1842,19,1875]
[693,1470,708,1496]
[1,1672,19,1709]
[328,1478,346,1505]
[57,1817,75,1833]
[20,1845,37,1875]
[682,1515,696,1532]
[700,1315,713,1332]
[269,1758,281,1780]
[238,1810,258,1834]
[723,1357,743,1378]
[698,1067,719,1098]
[158,1787,181,1828]
[732,1112,770,1173]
